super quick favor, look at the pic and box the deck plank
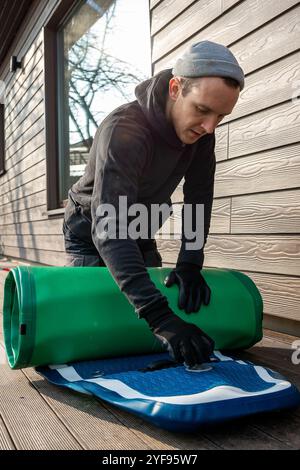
[23,367,152,450]
[245,409,300,449]
[201,420,293,450]
[0,413,15,450]
[99,403,221,450]
[242,336,300,379]
[0,358,82,449]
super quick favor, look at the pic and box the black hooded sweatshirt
[66,69,216,317]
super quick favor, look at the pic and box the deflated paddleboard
[36,351,300,432]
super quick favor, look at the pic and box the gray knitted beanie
[172,40,245,90]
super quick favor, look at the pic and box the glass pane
[57,0,151,204]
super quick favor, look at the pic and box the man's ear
[168,77,182,101]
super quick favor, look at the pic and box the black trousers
[63,216,162,268]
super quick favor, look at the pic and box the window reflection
[57,0,151,203]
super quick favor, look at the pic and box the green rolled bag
[3,266,263,369]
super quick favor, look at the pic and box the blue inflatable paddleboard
[36,351,300,432]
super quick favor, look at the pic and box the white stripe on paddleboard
[52,364,291,405]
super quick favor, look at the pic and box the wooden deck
[0,257,300,450]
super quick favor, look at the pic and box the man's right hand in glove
[143,306,214,367]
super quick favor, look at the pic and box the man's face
[167,76,240,144]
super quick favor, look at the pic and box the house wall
[151,0,300,334]
[0,0,65,266]
[0,0,299,334]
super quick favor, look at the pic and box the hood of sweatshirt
[135,69,185,150]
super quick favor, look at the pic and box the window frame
[44,0,77,211]
[0,103,5,176]
[44,0,152,211]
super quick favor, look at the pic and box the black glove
[165,263,211,313]
[143,306,214,367]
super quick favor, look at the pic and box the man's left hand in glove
[164,262,211,314]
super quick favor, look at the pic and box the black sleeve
[91,120,169,317]
[177,134,216,268]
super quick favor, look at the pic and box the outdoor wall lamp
[10,56,22,73]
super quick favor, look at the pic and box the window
[45,0,151,209]
[0,103,5,176]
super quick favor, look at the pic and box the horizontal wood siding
[156,236,300,275]
[151,0,300,331]
[153,1,300,69]
[0,1,62,266]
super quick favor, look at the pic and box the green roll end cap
[3,267,37,369]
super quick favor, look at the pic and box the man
[63,41,244,367]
